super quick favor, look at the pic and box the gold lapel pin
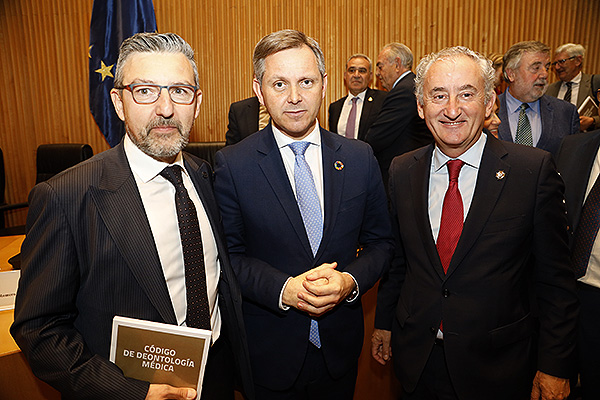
[495,170,505,180]
[368,97,373,102]
[334,161,344,170]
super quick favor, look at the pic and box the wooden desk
[0,235,60,399]
[0,235,24,271]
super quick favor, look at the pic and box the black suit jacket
[547,73,600,129]
[365,72,432,184]
[375,135,578,400]
[225,96,260,146]
[556,129,600,244]
[11,141,254,400]
[327,87,386,140]
[497,92,580,156]
[214,126,394,390]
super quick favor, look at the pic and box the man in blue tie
[214,29,393,399]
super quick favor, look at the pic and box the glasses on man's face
[551,56,576,67]
[115,83,198,104]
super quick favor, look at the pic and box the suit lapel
[578,74,592,105]
[497,92,513,143]
[446,136,509,277]
[358,89,374,140]
[409,145,446,278]
[89,143,177,324]
[257,127,314,257]
[536,96,555,151]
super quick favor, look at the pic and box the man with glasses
[11,32,253,400]
[497,41,579,156]
[547,43,600,132]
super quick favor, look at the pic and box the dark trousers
[577,282,600,400]
[200,336,235,400]
[254,344,357,400]
[402,340,459,400]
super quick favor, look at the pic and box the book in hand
[578,95,599,117]
[109,316,211,398]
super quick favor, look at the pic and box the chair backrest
[0,148,6,205]
[183,142,226,167]
[36,144,93,184]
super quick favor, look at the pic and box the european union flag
[89,0,157,147]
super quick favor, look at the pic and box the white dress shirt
[124,135,221,342]
[557,71,582,106]
[336,89,367,139]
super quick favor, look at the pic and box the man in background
[365,42,432,186]
[328,53,386,140]
[373,46,578,400]
[225,96,270,145]
[497,40,579,156]
[546,43,600,132]
[215,29,393,399]
[11,32,253,400]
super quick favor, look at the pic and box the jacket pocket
[489,313,533,348]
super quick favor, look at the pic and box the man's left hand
[530,370,570,400]
[296,263,355,317]
[580,115,594,131]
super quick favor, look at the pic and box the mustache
[146,117,183,133]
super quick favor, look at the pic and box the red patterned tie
[161,165,211,330]
[437,160,465,273]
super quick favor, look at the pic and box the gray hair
[415,46,496,105]
[346,53,372,71]
[381,43,413,70]
[113,32,199,88]
[502,41,550,82]
[253,29,326,85]
[555,43,586,59]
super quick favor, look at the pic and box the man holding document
[11,32,253,400]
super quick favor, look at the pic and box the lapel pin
[495,170,505,180]
[368,96,373,102]
[334,161,344,170]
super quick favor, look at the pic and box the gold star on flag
[95,60,114,81]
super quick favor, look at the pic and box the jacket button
[430,327,436,334]
[443,289,450,298]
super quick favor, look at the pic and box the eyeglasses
[115,83,198,104]
[551,56,576,67]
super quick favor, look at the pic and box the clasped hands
[282,262,356,317]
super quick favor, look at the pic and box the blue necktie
[289,141,323,348]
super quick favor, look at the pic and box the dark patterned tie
[564,81,573,103]
[571,174,600,279]
[437,160,465,274]
[515,103,533,147]
[160,165,211,330]
[345,97,358,138]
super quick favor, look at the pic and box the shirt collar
[124,134,185,183]
[272,121,322,150]
[566,71,582,85]
[505,89,541,114]
[347,89,367,103]
[433,131,487,172]
[392,70,411,89]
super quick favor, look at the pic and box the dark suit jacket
[547,73,600,130]
[365,72,432,184]
[11,142,254,400]
[497,92,580,156]
[556,129,600,244]
[225,96,260,146]
[327,87,386,140]
[375,135,578,400]
[214,126,394,390]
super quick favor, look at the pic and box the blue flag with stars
[89,0,157,147]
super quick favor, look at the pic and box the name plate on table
[109,316,211,397]
[0,270,20,311]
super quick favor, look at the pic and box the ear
[484,91,497,119]
[417,100,425,119]
[193,90,203,119]
[110,89,125,121]
[253,77,266,106]
[505,68,516,83]
[321,73,328,99]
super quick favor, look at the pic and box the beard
[128,117,191,161]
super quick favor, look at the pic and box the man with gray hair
[372,46,578,400]
[547,43,600,131]
[11,32,253,400]
[365,42,432,187]
[328,54,386,141]
[497,41,579,155]
[215,29,393,399]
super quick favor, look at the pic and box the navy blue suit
[497,92,579,156]
[214,125,394,391]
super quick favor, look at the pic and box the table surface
[0,235,24,271]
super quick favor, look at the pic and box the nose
[155,87,175,117]
[287,84,301,104]
[444,97,461,119]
